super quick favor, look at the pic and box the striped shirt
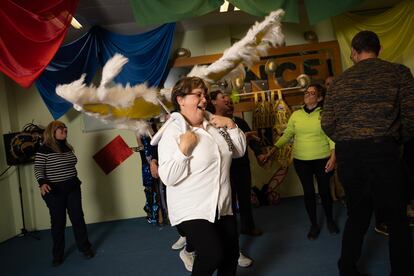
[322,58,414,142]
[34,144,78,186]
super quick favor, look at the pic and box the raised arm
[157,127,193,186]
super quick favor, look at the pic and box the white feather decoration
[55,9,286,136]
[189,9,285,83]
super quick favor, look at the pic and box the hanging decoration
[57,10,286,136]
[129,0,362,26]
[56,54,172,136]
[0,0,79,88]
[332,0,414,71]
[36,23,176,120]
[272,89,293,168]
[92,135,134,175]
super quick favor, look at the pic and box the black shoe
[52,257,63,267]
[307,224,321,240]
[240,228,263,236]
[327,221,340,234]
[83,248,95,259]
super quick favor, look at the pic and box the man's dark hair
[351,30,381,56]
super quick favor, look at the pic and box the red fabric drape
[0,0,79,88]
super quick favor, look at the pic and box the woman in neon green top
[275,84,338,240]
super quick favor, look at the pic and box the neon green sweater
[275,106,334,161]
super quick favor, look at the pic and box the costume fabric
[139,135,168,225]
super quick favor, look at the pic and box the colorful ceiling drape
[0,0,79,88]
[130,0,222,26]
[229,0,299,22]
[304,0,362,25]
[129,0,362,26]
[332,0,414,71]
[35,23,176,119]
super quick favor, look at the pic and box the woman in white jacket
[154,77,246,275]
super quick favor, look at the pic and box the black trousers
[336,140,413,276]
[230,165,255,233]
[176,226,195,252]
[178,215,239,276]
[42,179,91,259]
[293,158,334,225]
[403,138,414,202]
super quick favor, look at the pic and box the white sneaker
[238,252,253,267]
[171,236,186,250]
[179,248,195,272]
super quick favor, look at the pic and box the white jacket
[152,112,246,226]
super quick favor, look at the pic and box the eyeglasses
[187,92,206,99]
[304,90,317,96]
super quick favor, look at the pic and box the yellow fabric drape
[332,0,414,71]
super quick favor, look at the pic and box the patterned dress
[139,135,168,225]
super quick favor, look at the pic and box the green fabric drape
[333,0,414,71]
[129,0,223,26]
[129,0,363,26]
[229,0,299,23]
[304,0,362,25]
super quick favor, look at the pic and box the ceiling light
[71,17,83,29]
[220,1,229,12]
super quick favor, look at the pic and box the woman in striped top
[34,121,94,266]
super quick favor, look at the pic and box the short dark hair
[351,30,380,56]
[308,83,326,98]
[171,77,208,111]
[206,90,223,113]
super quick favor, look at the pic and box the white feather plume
[97,54,129,101]
[100,54,129,88]
[160,87,173,102]
[55,54,164,134]
[189,9,285,83]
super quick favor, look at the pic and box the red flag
[93,135,133,175]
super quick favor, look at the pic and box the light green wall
[0,18,337,242]
[0,76,147,242]
[0,74,22,241]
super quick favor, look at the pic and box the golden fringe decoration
[272,90,293,168]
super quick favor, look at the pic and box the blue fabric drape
[36,23,176,119]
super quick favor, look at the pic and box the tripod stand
[16,165,39,240]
